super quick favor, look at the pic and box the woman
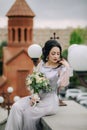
[5,40,70,130]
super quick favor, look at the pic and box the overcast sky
[0,0,87,28]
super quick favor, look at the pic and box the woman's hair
[42,39,62,62]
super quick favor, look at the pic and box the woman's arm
[57,59,70,88]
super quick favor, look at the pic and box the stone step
[41,100,87,130]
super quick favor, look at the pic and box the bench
[41,100,87,130]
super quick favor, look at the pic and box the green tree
[0,41,7,59]
[69,27,87,45]
[69,29,84,45]
[1,41,7,47]
[0,41,7,75]
[0,46,3,59]
[62,49,68,59]
[83,28,87,43]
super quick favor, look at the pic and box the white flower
[26,71,52,107]
[26,71,51,94]
[26,78,32,85]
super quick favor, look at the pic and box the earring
[46,57,48,61]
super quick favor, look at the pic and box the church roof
[7,50,28,64]
[0,75,7,87]
[3,47,28,65]
[6,0,35,17]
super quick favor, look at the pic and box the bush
[69,28,87,45]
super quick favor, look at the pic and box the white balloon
[14,96,20,102]
[68,44,87,71]
[7,87,14,93]
[0,96,4,103]
[28,44,42,58]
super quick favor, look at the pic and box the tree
[0,41,7,59]
[1,41,7,47]
[69,29,84,45]
[62,49,68,59]
[69,27,87,45]
[0,41,7,75]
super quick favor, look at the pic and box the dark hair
[42,39,62,62]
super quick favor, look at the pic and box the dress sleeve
[36,60,43,72]
[57,66,70,87]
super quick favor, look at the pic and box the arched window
[24,29,27,42]
[8,29,10,42]
[18,28,21,42]
[12,28,15,42]
[30,29,32,41]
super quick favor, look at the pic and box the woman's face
[48,47,61,63]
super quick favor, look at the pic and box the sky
[0,0,87,29]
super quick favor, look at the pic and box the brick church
[0,0,35,99]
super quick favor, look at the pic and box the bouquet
[26,71,52,106]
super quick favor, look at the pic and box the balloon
[68,44,87,71]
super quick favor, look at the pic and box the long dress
[5,61,70,130]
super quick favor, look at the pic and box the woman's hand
[29,94,40,107]
[59,58,70,68]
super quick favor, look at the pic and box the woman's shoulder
[38,60,44,65]
[36,60,44,71]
